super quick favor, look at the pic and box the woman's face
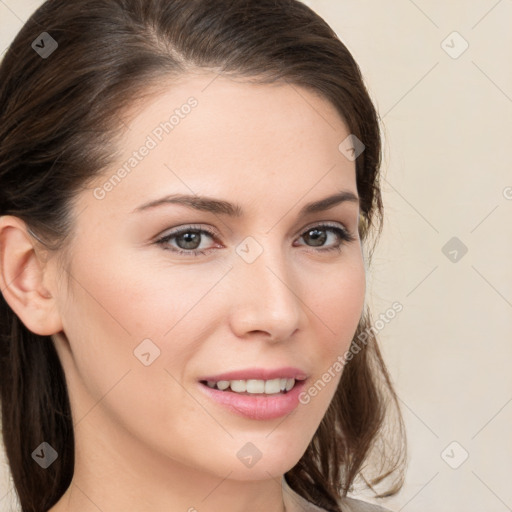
[49,72,366,484]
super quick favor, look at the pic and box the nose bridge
[230,235,302,337]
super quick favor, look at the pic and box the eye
[155,224,218,257]
[294,223,356,253]
[155,222,357,257]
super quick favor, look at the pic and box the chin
[227,441,308,482]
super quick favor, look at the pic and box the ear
[0,215,63,336]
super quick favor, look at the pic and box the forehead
[119,71,351,159]
[83,72,357,218]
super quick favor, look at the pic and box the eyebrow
[131,190,359,217]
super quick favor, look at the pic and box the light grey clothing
[282,476,393,512]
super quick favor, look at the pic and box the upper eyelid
[159,220,351,239]
[157,221,354,248]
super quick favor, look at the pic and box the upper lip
[199,367,308,382]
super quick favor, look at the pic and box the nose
[227,243,304,342]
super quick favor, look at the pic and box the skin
[0,72,366,512]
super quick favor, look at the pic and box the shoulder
[340,496,394,512]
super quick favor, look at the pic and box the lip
[198,378,308,420]
[198,366,308,382]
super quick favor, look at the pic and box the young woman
[0,1,406,511]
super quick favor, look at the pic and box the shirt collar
[281,474,328,512]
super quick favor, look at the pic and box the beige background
[1,1,511,511]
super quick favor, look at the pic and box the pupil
[306,228,326,247]
[179,232,200,249]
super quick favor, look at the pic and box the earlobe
[0,215,63,336]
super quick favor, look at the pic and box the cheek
[57,253,231,424]
[64,249,224,339]
[307,254,366,350]
[56,258,222,452]
[296,255,365,411]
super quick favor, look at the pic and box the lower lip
[198,380,307,420]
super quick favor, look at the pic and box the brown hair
[0,1,406,511]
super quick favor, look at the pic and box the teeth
[216,380,230,390]
[206,378,296,394]
[231,380,247,392]
[264,378,281,394]
[285,379,294,391]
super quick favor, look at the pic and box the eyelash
[155,223,356,257]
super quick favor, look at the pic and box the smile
[198,377,308,420]
[200,377,299,395]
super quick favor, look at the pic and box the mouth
[199,377,305,396]
[197,374,309,420]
